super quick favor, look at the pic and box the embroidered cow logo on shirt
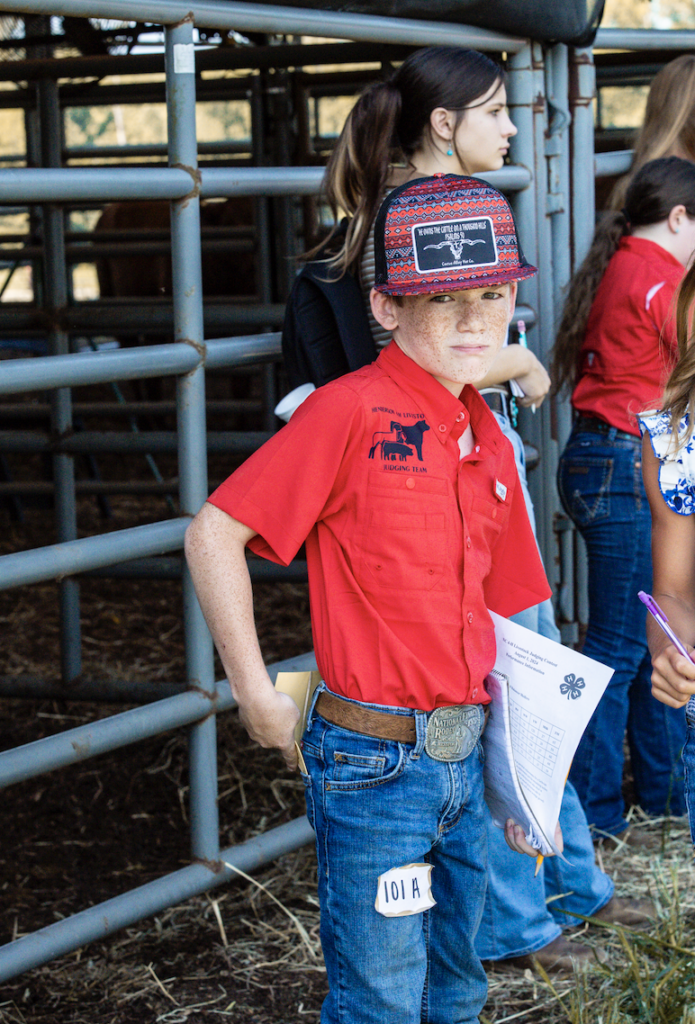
[368,420,430,462]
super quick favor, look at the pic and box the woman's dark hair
[317,46,504,274]
[552,156,695,395]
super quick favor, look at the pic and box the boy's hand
[504,819,564,858]
[651,643,695,708]
[238,687,301,771]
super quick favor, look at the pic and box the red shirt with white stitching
[208,341,550,710]
[571,236,684,436]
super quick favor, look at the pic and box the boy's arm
[642,435,695,708]
[475,345,551,409]
[184,502,300,770]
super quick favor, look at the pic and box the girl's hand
[651,643,695,708]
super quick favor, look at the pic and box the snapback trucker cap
[373,174,537,296]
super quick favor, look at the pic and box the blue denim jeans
[475,780,614,959]
[302,686,488,1024]
[558,422,686,835]
[683,697,695,846]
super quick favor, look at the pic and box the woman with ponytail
[641,263,695,848]
[317,45,550,405]
[554,156,695,841]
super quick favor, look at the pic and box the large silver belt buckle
[424,704,483,762]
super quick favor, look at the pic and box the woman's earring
[446,147,453,157]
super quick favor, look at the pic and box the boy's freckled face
[371,282,517,396]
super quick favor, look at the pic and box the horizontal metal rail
[0,164,531,205]
[0,647,317,785]
[595,149,633,177]
[595,27,695,50]
[0,479,178,495]
[0,430,272,454]
[0,681,231,787]
[0,815,316,984]
[0,334,281,395]
[0,518,187,589]
[0,305,287,334]
[0,40,413,84]
[0,399,262,418]
[0,0,526,50]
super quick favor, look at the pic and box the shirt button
[375,564,382,570]
[467,612,474,624]
[472,688,478,698]
[438,423,447,433]
[406,477,415,489]
[428,568,435,575]
[456,411,465,423]
[466,536,472,549]
[475,445,480,452]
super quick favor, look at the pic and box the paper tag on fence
[173,43,195,73]
[375,863,436,917]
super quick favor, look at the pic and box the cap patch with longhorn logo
[373,174,537,296]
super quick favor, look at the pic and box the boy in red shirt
[186,176,552,1024]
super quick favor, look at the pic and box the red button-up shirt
[209,341,550,710]
[572,236,683,436]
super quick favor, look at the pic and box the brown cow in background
[94,196,261,425]
[95,195,256,300]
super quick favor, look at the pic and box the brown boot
[593,826,662,852]
[589,895,656,930]
[490,934,607,975]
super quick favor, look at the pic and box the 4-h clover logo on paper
[560,674,585,700]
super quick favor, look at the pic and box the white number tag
[374,863,436,917]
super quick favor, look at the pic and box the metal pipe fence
[0,1,688,984]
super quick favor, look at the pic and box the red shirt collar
[377,340,505,455]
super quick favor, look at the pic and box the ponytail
[316,79,401,275]
[551,211,628,394]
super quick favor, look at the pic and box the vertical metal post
[544,44,573,638]
[165,18,219,862]
[251,74,278,431]
[508,44,554,569]
[39,74,82,684]
[567,46,596,630]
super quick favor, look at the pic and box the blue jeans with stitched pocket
[302,685,488,1024]
[558,423,686,835]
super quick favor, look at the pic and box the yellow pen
[534,854,544,877]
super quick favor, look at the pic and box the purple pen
[638,590,695,663]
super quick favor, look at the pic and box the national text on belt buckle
[424,704,483,762]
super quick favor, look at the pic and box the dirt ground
[0,464,694,1024]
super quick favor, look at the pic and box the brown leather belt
[316,691,417,743]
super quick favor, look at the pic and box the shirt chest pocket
[468,494,509,576]
[359,474,450,591]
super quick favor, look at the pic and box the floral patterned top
[639,409,695,515]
